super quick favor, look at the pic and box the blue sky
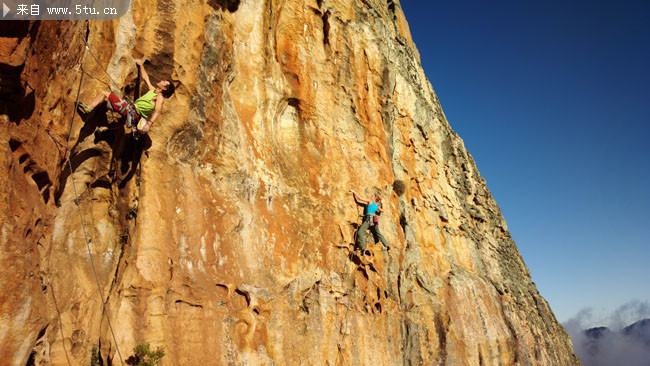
[400,0,650,325]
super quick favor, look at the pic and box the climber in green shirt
[77,58,175,134]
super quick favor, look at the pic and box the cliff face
[0,1,579,365]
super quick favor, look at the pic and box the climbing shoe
[94,127,108,139]
[76,101,91,115]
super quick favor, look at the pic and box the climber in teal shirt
[366,200,380,216]
[350,189,390,254]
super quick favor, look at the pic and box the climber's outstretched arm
[149,97,164,124]
[135,59,154,90]
[350,190,370,206]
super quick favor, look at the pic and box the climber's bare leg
[87,90,110,110]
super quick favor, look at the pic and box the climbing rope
[332,45,392,365]
[77,29,134,105]
[335,212,359,365]
[62,23,126,366]
[332,48,360,365]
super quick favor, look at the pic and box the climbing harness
[114,100,140,130]
[334,52,368,366]
[62,24,126,366]
[125,105,138,128]
[363,212,379,226]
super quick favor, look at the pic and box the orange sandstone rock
[0,1,579,365]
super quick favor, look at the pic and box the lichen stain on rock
[167,124,203,163]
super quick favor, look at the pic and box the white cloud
[564,301,650,366]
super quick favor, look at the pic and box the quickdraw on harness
[112,100,140,129]
[126,105,139,129]
[110,97,149,141]
[360,212,379,226]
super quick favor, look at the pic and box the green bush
[125,343,165,366]
[90,346,101,366]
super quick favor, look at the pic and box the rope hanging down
[63,23,126,366]
[77,29,134,105]
[334,51,357,365]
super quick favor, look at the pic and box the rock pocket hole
[234,289,251,310]
[399,214,407,234]
[8,139,21,152]
[31,171,52,203]
[207,0,240,12]
[31,171,51,190]
[215,284,229,299]
[287,97,300,110]
[322,10,331,46]
[387,0,395,15]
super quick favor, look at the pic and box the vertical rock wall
[0,0,579,365]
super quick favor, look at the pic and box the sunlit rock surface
[0,1,579,365]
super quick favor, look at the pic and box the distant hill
[622,318,650,346]
[579,318,650,365]
[585,318,650,343]
[584,326,613,340]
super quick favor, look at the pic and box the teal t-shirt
[365,201,379,215]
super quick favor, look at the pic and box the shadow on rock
[55,110,152,205]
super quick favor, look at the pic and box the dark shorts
[108,93,129,116]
